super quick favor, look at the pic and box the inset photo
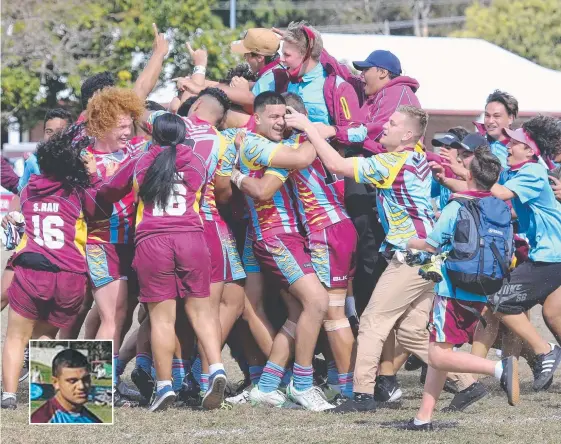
[28,340,113,424]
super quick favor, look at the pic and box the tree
[455,0,561,70]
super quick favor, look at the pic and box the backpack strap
[455,300,487,329]
[490,241,511,280]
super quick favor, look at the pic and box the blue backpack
[445,196,513,296]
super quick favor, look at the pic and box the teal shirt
[489,138,509,170]
[287,63,330,124]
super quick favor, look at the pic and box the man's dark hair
[177,96,198,117]
[250,52,280,67]
[221,64,258,84]
[447,126,469,142]
[52,349,90,377]
[254,91,286,113]
[281,92,306,115]
[44,108,73,128]
[486,90,519,118]
[80,72,116,109]
[469,146,502,190]
[198,87,231,117]
[522,115,561,161]
[145,100,166,112]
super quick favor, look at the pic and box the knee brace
[281,320,297,339]
[323,318,351,332]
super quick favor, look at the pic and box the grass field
[1,253,560,443]
[29,360,112,387]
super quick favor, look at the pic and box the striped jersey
[31,397,102,423]
[239,132,299,241]
[353,148,435,251]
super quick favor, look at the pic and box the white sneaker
[226,386,251,404]
[117,380,141,400]
[287,382,335,412]
[249,386,300,408]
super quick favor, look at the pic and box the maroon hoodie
[1,156,20,195]
[13,175,110,273]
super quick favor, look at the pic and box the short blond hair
[284,21,323,61]
[397,105,429,141]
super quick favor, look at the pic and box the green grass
[29,360,112,387]
[30,400,113,424]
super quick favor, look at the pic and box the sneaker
[287,382,335,412]
[226,386,251,404]
[176,370,202,407]
[117,380,141,400]
[404,354,424,371]
[131,367,155,402]
[499,356,519,406]
[249,386,300,408]
[19,347,29,383]
[1,395,17,409]
[322,384,341,402]
[532,343,561,391]
[201,370,227,410]
[113,388,140,407]
[395,419,434,431]
[442,381,489,412]
[443,378,459,394]
[374,376,402,403]
[418,254,446,283]
[331,392,377,414]
[149,386,176,412]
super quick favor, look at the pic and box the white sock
[414,417,430,426]
[156,380,172,391]
[209,363,225,375]
[2,392,16,401]
[494,361,504,380]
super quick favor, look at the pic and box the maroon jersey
[31,396,102,423]
[1,156,19,195]
[96,144,208,245]
[13,175,110,273]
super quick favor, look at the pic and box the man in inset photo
[31,349,102,423]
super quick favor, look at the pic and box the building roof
[320,34,561,114]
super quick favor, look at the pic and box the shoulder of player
[82,405,103,423]
[30,398,55,423]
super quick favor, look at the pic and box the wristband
[231,170,247,189]
[193,65,206,76]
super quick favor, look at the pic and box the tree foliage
[455,0,561,70]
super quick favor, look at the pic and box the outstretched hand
[152,23,169,57]
[186,42,208,68]
[271,27,286,39]
[284,106,311,131]
[429,161,445,183]
[234,130,246,151]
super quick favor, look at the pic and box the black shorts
[490,261,561,315]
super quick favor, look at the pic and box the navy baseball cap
[450,133,489,152]
[432,132,461,148]
[352,50,402,75]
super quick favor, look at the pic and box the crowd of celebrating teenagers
[2,21,561,430]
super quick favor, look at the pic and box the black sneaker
[374,376,402,403]
[405,355,424,371]
[19,347,29,383]
[500,356,519,406]
[442,381,489,412]
[394,419,434,431]
[532,344,561,391]
[113,388,139,407]
[331,392,377,413]
[177,370,202,407]
[131,367,155,403]
[443,378,459,394]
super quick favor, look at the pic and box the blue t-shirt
[431,178,452,211]
[252,69,276,96]
[489,138,508,170]
[499,162,561,263]
[425,199,487,302]
[18,153,40,192]
[287,63,330,125]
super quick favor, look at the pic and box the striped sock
[200,374,210,393]
[172,359,188,391]
[258,361,285,394]
[339,372,354,398]
[293,363,313,392]
[135,353,152,373]
[327,360,338,386]
[112,354,120,385]
[280,369,292,388]
[191,356,202,385]
[116,358,126,376]
[249,365,264,386]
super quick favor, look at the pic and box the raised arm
[231,168,285,201]
[132,24,169,102]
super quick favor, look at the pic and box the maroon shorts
[132,232,211,303]
[86,243,138,294]
[203,220,246,284]
[253,232,315,288]
[308,219,357,289]
[7,267,87,329]
[429,295,486,345]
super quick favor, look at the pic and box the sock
[135,353,152,372]
[116,357,127,377]
[191,356,202,384]
[280,369,292,387]
[156,380,172,392]
[494,361,504,380]
[1,392,16,401]
[112,354,120,385]
[293,363,314,392]
[258,361,285,394]
[151,366,157,380]
[200,374,210,393]
[339,372,354,398]
[414,417,430,426]
[327,360,338,386]
[208,363,225,376]
[172,359,187,391]
[249,365,264,386]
